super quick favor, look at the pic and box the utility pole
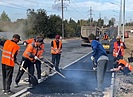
[89,7,93,27]
[61,0,64,39]
[118,0,122,37]
[122,0,125,42]
[88,7,94,34]
[54,0,70,39]
[99,12,102,28]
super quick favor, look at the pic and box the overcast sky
[0,0,133,24]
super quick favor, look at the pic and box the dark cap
[13,34,21,41]
[35,37,44,43]
[55,35,60,39]
[88,33,95,40]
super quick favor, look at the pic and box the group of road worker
[89,32,133,96]
[102,32,132,75]
[0,31,132,96]
[0,34,62,95]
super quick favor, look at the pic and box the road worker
[50,35,62,73]
[110,59,132,75]
[88,33,109,96]
[15,37,44,87]
[23,35,45,83]
[102,33,108,40]
[0,34,21,95]
[113,36,126,67]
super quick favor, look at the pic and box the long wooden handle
[16,61,34,78]
[37,58,65,78]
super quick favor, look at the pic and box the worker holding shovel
[0,34,21,95]
[23,34,45,83]
[88,33,109,96]
[15,37,44,87]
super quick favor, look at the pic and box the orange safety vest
[113,41,124,57]
[2,40,20,67]
[23,42,42,61]
[51,40,62,54]
[25,38,35,44]
[24,38,44,58]
[118,59,133,71]
[103,35,108,40]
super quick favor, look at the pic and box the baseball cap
[36,37,44,43]
[13,34,21,41]
[55,35,60,39]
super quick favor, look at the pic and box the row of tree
[0,9,123,39]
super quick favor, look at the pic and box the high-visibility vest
[113,41,124,57]
[118,59,133,71]
[103,35,108,40]
[23,42,40,61]
[2,40,20,67]
[51,40,62,54]
[24,38,44,58]
[25,38,35,44]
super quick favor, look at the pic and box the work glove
[23,42,27,46]
[34,56,39,60]
[41,61,44,64]
[110,69,114,72]
[115,53,118,57]
[91,56,94,61]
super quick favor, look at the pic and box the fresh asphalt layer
[23,28,116,97]
[0,27,117,97]
[22,53,114,97]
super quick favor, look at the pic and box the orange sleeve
[25,38,34,44]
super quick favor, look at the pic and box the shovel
[0,47,38,86]
[37,57,65,78]
[16,61,38,86]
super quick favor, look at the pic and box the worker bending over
[110,59,132,75]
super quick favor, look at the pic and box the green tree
[26,9,37,37]
[97,18,104,28]
[34,9,48,36]
[47,15,62,38]
[0,11,11,22]
[108,18,115,27]
[26,9,49,37]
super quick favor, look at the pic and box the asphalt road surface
[0,27,117,97]
[0,38,91,97]
[25,53,114,97]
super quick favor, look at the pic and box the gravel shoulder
[114,33,133,97]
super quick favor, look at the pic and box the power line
[54,0,70,38]
[0,4,26,10]
[68,3,86,18]
[0,0,28,9]
[88,7,94,26]
[24,0,52,5]
[65,10,79,20]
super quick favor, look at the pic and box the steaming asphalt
[0,39,92,97]
[25,53,114,97]
[23,28,116,97]
[0,27,117,97]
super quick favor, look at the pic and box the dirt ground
[115,33,133,97]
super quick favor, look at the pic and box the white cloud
[0,0,133,22]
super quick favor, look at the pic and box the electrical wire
[0,0,28,9]
[0,4,26,10]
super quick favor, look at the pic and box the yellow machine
[101,40,110,54]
